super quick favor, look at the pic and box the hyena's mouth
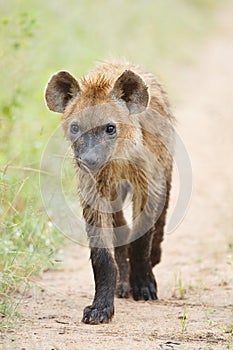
[75,155,107,174]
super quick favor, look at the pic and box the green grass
[172,271,186,300]
[0,168,63,329]
[0,0,224,329]
[180,304,187,335]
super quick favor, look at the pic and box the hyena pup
[45,62,175,324]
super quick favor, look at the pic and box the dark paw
[82,304,114,325]
[130,270,158,301]
[115,281,130,298]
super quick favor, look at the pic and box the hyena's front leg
[129,228,157,301]
[82,208,117,324]
[129,196,158,301]
[82,247,117,324]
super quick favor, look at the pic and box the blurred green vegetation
[0,0,223,328]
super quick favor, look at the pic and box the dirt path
[1,2,233,349]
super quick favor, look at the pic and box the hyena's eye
[70,123,79,134]
[105,124,116,135]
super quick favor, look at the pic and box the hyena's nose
[80,151,98,170]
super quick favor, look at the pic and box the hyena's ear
[45,71,80,113]
[111,70,149,114]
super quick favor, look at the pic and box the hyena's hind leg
[151,182,171,267]
[150,217,164,268]
[113,210,131,298]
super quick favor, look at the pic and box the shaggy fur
[45,61,175,324]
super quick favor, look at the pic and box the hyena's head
[45,69,149,173]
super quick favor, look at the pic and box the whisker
[76,157,97,183]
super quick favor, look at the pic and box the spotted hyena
[45,62,175,324]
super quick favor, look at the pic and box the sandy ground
[1,2,233,349]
